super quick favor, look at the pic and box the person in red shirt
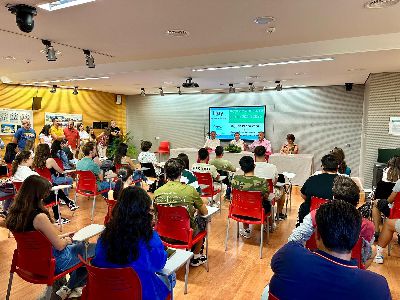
[63,120,80,152]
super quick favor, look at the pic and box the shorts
[376,199,391,217]
[395,219,400,234]
[193,215,207,237]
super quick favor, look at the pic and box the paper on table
[72,224,105,242]
[282,172,296,179]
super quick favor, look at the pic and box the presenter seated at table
[229,132,245,150]
[231,156,271,239]
[279,133,299,154]
[203,131,220,150]
[192,148,219,180]
[92,186,172,300]
[248,132,272,156]
[154,158,208,267]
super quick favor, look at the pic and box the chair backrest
[351,237,364,269]
[11,231,55,283]
[230,189,264,220]
[104,199,117,225]
[193,171,214,196]
[54,157,64,171]
[7,163,12,177]
[154,204,193,244]
[76,170,97,194]
[389,192,400,219]
[158,141,170,152]
[310,196,329,211]
[140,163,157,178]
[12,181,23,192]
[114,163,123,174]
[79,255,142,300]
[268,292,279,300]
[35,167,52,182]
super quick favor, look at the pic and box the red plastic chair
[75,170,109,222]
[114,163,123,173]
[154,204,209,271]
[310,196,329,211]
[268,292,279,300]
[104,198,117,225]
[78,255,143,300]
[155,141,170,161]
[54,157,64,171]
[351,237,365,269]
[35,167,53,182]
[193,171,221,207]
[225,189,271,258]
[6,231,84,300]
[6,163,12,177]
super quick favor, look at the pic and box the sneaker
[190,255,207,267]
[0,210,7,218]
[373,255,384,264]
[278,213,287,220]
[264,223,277,232]
[56,285,71,300]
[68,201,79,211]
[239,228,251,239]
[68,287,83,298]
[59,199,66,205]
[59,217,70,225]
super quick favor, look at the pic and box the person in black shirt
[108,120,121,146]
[297,154,339,226]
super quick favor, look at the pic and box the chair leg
[236,221,239,240]
[225,218,230,252]
[91,196,96,223]
[57,203,62,232]
[388,242,391,256]
[44,286,52,300]
[5,272,14,300]
[266,216,270,242]
[219,183,222,214]
[184,259,190,294]
[205,232,209,272]
[260,224,264,259]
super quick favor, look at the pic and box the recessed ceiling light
[38,0,96,11]
[266,27,276,34]
[166,30,189,37]
[254,16,275,25]
[364,0,400,8]
[40,49,62,55]
[294,72,305,76]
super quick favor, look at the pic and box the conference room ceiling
[1,0,400,95]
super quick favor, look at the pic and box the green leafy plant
[224,144,242,153]
[107,131,138,159]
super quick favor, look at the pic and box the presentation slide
[209,106,266,140]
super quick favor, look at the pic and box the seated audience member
[13,151,74,224]
[248,132,272,156]
[330,147,351,175]
[6,175,94,299]
[51,139,73,170]
[24,139,35,153]
[192,148,219,180]
[154,158,208,267]
[231,156,270,239]
[268,200,391,300]
[76,142,112,195]
[279,133,299,154]
[374,218,400,264]
[297,154,338,226]
[92,186,171,300]
[35,143,75,202]
[96,127,110,158]
[254,146,286,220]
[114,142,137,170]
[87,126,97,143]
[177,153,201,194]
[289,176,375,268]
[4,142,18,164]
[229,132,245,150]
[209,146,235,199]
[372,156,400,239]
[138,141,160,176]
[111,166,133,200]
[204,131,220,150]
[39,124,53,147]
[78,123,90,143]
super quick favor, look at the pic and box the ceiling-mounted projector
[182,77,199,88]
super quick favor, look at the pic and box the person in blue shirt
[267,200,391,300]
[12,118,36,151]
[92,186,171,300]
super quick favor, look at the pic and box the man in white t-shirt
[254,146,287,220]
[192,148,219,180]
[204,131,220,150]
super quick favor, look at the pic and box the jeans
[97,181,114,197]
[53,242,96,289]
[0,190,13,212]
[52,175,73,196]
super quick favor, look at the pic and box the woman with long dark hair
[4,142,18,164]
[113,142,136,169]
[51,139,73,170]
[6,175,94,299]
[92,186,170,300]
[330,147,351,175]
[39,124,53,147]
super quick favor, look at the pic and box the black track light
[345,83,353,91]
[83,49,95,68]
[42,40,57,61]
[72,86,78,95]
[177,87,182,95]
[228,83,235,93]
[140,88,146,96]
[50,85,57,93]
[249,82,255,92]
[159,87,164,96]
[275,80,283,91]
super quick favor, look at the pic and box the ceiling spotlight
[50,85,57,93]
[8,4,37,33]
[42,40,57,61]
[275,80,283,91]
[72,86,78,95]
[249,82,255,92]
[83,49,95,68]
[345,83,353,91]
[140,88,146,96]
[159,87,164,96]
[228,83,235,93]
[177,86,182,95]
[182,77,199,88]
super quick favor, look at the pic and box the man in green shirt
[231,156,270,239]
[154,158,208,267]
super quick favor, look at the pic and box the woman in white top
[137,141,160,176]
[78,123,90,142]
[39,124,53,147]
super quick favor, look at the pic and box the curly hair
[33,143,51,169]
[114,143,128,165]
[387,156,400,182]
[140,141,152,152]
[330,147,347,174]
[11,150,31,175]
[4,142,18,164]
[164,158,184,180]
[100,186,153,264]
[6,175,52,231]
[332,176,360,206]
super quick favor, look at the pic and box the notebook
[72,224,105,242]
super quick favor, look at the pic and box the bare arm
[301,193,307,200]
[33,213,72,251]
[388,191,398,204]
[47,158,64,174]
[198,203,208,216]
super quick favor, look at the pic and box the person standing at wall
[12,118,36,151]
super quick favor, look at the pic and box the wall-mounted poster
[45,112,83,127]
[0,108,33,135]
[389,116,400,136]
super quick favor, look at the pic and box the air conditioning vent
[364,0,400,8]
